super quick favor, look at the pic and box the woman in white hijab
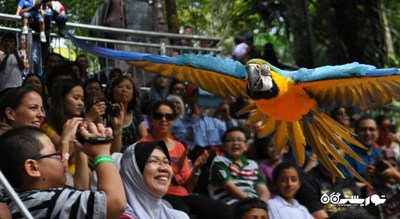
[119,141,189,219]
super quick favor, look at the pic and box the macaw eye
[260,65,271,76]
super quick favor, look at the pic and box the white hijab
[120,142,189,219]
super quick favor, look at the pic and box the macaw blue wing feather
[64,31,248,97]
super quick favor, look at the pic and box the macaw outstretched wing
[64,31,248,98]
[281,62,400,110]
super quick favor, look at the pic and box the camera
[374,160,389,173]
[92,100,120,117]
[104,101,120,117]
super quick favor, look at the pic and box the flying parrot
[64,31,400,183]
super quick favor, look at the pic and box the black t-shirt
[295,166,360,215]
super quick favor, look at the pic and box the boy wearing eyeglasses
[0,123,126,218]
[208,127,270,205]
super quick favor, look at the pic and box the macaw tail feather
[305,111,369,185]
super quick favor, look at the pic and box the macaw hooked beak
[247,64,264,91]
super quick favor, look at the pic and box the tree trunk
[285,0,315,67]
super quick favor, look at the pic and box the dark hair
[48,79,83,134]
[0,86,41,125]
[108,67,123,80]
[354,114,376,131]
[0,126,45,188]
[272,162,301,184]
[107,76,139,112]
[233,197,268,219]
[23,73,45,95]
[67,61,83,79]
[1,32,16,43]
[149,100,176,120]
[46,64,78,95]
[222,127,247,143]
[84,78,102,91]
[44,52,64,66]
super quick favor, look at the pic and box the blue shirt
[339,144,382,179]
[171,113,226,149]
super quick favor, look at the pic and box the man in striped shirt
[0,122,126,218]
[208,127,270,206]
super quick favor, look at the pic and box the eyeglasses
[146,158,172,167]
[358,127,377,132]
[32,151,63,161]
[225,138,246,144]
[153,112,175,121]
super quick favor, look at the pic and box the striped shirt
[208,155,265,205]
[4,187,107,219]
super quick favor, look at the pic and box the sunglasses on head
[153,112,175,121]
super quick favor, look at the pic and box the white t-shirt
[267,195,313,219]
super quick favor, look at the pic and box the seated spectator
[139,100,232,218]
[267,163,313,219]
[259,137,289,197]
[0,32,24,94]
[0,86,44,135]
[169,79,187,97]
[0,124,126,218]
[339,114,382,181]
[45,63,78,96]
[213,101,238,129]
[108,67,123,83]
[329,208,375,219]
[119,141,189,219]
[107,76,147,152]
[364,149,400,218]
[23,73,44,95]
[41,80,90,189]
[44,0,67,36]
[141,73,171,105]
[208,127,270,205]
[233,197,268,219]
[166,94,185,119]
[296,159,360,218]
[16,0,46,42]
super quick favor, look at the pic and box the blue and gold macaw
[65,31,400,183]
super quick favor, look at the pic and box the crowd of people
[0,26,400,219]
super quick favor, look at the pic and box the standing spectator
[208,127,270,205]
[0,125,126,218]
[139,100,232,219]
[231,35,249,64]
[0,32,24,94]
[119,141,189,219]
[267,163,313,219]
[18,34,29,76]
[16,0,46,43]
[108,76,147,152]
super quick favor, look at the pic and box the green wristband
[93,155,114,169]
[113,130,123,137]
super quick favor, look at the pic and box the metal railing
[0,12,223,85]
